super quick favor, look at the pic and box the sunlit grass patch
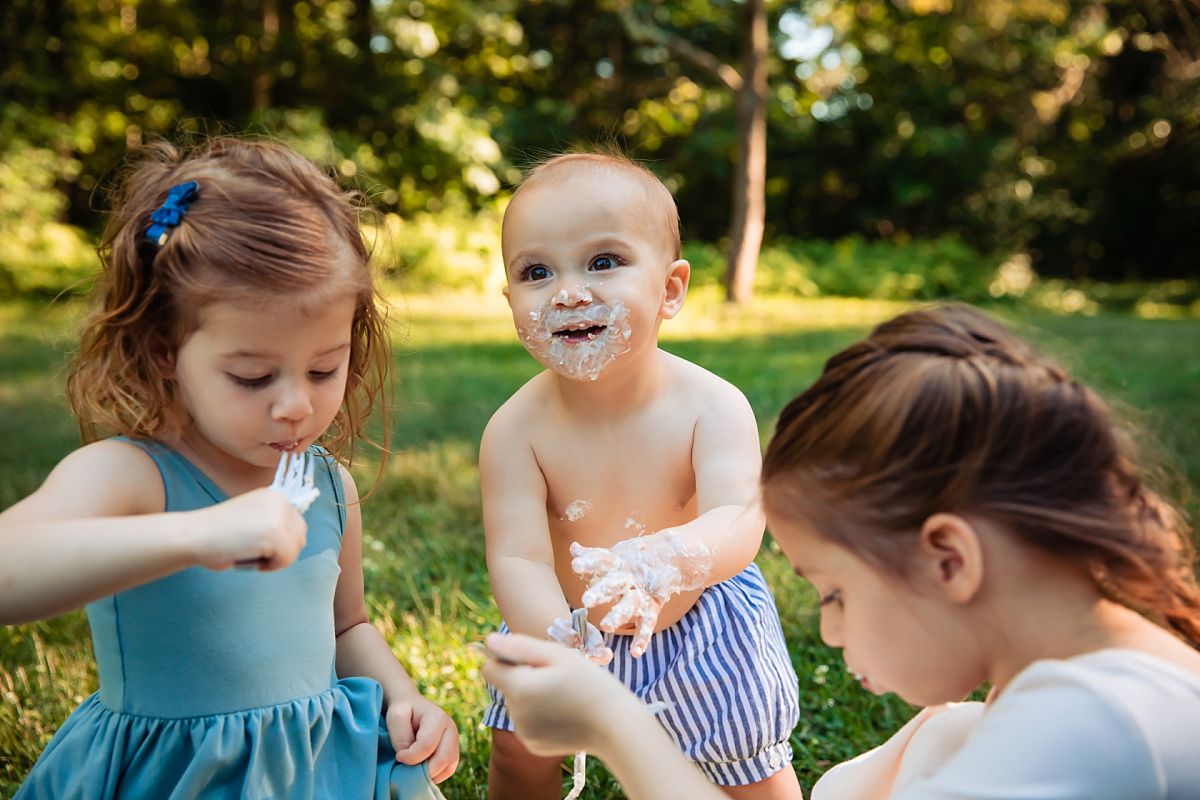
[666,286,908,339]
[1,295,1197,798]
[0,616,96,787]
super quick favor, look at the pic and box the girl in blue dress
[0,137,458,798]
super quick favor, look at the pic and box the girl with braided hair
[483,303,1200,799]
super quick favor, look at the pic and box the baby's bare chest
[532,417,698,539]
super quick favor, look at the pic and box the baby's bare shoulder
[481,373,555,449]
[663,352,753,414]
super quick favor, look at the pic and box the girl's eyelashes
[228,373,271,388]
[818,589,843,608]
[226,367,341,388]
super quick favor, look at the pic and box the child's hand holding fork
[192,452,318,571]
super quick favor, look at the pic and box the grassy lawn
[1,289,1198,798]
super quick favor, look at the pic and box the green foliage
[768,0,1200,280]
[686,235,1002,302]
[2,0,1196,299]
[683,239,1199,317]
[368,205,504,294]
[0,118,95,297]
[1,296,1198,797]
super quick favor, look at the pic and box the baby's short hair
[513,151,681,260]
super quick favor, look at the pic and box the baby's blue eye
[524,265,551,281]
[589,255,618,271]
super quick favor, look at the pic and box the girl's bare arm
[0,439,305,624]
[332,465,460,782]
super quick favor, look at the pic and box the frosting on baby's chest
[537,428,698,540]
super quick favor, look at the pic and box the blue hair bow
[145,180,199,246]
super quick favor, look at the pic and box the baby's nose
[553,284,592,306]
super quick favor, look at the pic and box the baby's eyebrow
[505,250,538,273]
[581,235,627,250]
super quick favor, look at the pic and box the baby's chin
[532,353,618,382]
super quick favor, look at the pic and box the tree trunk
[724,0,768,304]
[253,0,279,112]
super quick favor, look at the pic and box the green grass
[1,289,1198,798]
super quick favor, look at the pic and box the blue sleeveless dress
[17,440,444,800]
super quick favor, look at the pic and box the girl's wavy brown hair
[67,136,391,468]
[762,303,1200,648]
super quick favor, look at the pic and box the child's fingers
[386,703,417,755]
[568,541,621,576]
[393,710,444,765]
[426,725,461,784]
[580,570,633,607]
[584,642,614,665]
[391,701,459,775]
[598,587,643,631]
[546,617,583,649]
[630,609,658,658]
[484,632,568,667]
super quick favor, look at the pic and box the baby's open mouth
[553,324,607,342]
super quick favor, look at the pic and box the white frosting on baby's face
[517,299,633,381]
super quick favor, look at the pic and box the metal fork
[271,450,320,514]
[565,607,591,800]
[234,451,320,568]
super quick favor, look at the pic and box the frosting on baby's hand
[570,531,714,657]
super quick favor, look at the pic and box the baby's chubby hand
[385,694,460,784]
[187,488,307,571]
[570,530,714,657]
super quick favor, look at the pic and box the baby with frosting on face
[480,151,803,800]
[517,285,634,379]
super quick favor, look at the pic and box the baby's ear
[661,259,691,319]
[918,513,984,604]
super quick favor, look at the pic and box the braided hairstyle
[762,303,1200,648]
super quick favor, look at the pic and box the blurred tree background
[3,3,1199,794]
[1,0,1198,304]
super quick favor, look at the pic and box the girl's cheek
[818,608,843,648]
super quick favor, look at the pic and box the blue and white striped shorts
[484,563,800,786]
